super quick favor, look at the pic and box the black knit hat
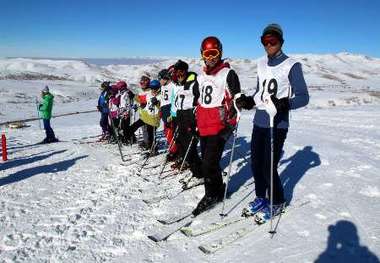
[174,60,189,71]
[262,23,284,43]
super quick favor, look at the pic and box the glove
[235,94,255,110]
[167,116,173,123]
[132,104,138,111]
[97,105,101,111]
[38,104,43,110]
[270,95,290,113]
[140,103,147,109]
[151,97,159,106]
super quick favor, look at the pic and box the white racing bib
[175,82,196,111]
[161,82,174,107]
[254,56,297,110]
[197,67,231,108]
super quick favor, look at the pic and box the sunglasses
[202,49,220,60]
[261,35,280,46]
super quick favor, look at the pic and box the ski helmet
[200,36,223,60]
[115,80,127,90]
[261,23,284,44]
[149,79,161,90]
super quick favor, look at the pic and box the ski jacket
[108,92,121,119]
[136,89,161,127]
[97,90,110,114]
[253,52,309,128]
[119,90,133,118]
[196,62,241,136]
[39,93,54,120]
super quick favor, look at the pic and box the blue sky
[1,0,379,59]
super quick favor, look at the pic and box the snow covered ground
[1,55,380,262]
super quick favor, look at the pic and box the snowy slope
[1,56,380,262]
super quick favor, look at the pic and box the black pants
[127,119,154,148]
[177,110,202,177]
[251,125,288,205]
[200,134,226,197]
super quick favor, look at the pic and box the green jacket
[39,93,54,119]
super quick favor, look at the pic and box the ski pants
[177,110,202,178]
[43,119,56,140]
[251,125,287,205]
[200,134,226,197]
[128,119,154,148]
[100,112,109,134]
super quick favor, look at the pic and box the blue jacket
[98,90,110,114]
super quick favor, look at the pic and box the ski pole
[178,135,195,175]
[220,100,241,217]
[264,97,277,234]
[35,97,42,130]
[110,116,125,162]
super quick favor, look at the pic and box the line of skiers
[96,23,309,220]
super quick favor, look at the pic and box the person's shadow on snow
[280,145,321,204]
[0,150,66,171]
[315,220,380,263]
[0,155,88,186]
[221,136,252,195]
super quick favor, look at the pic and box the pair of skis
[148,200,310,254]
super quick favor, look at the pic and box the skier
[116,80,135,144]
[158,68,178,161]
[192,36,242,216]
[38,85,59,143]
[171,60,202,179]
[235,24,309,222]
[125,74,161,151]
[108,84,122,143]
[97,81,111,141]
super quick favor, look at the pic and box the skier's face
[140,76,150,89]
[262,35,282,57]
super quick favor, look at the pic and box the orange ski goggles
[202,48,220,60]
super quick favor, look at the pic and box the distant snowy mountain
[1,53,379,89]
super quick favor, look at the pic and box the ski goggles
[261,35,280,46]
[202,49,220,60]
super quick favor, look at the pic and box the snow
[1,54,380,262]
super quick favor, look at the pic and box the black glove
[235,94,255,110]
[151,97,159,106]
[270,95,290,113]
[97,105,101,111]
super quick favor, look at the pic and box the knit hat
[262,23,284,43]
[42,85,49,93]
[174,60,189,71]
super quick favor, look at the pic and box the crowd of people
[94,23,310,219]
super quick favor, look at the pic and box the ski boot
[241,197,268,217]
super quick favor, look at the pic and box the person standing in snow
[125,74,161,151]
[192,36,241,216]
[97,81,111,141]
[158,68,178,161]
[39,85,58,143]
[170,60,202,179]
[235,24,309,221]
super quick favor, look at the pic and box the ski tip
[180,227,192,237]
[199,245,212,254]
[157,219,168,225]
[147,235,160,242]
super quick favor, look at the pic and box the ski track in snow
[1,86,380,262]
